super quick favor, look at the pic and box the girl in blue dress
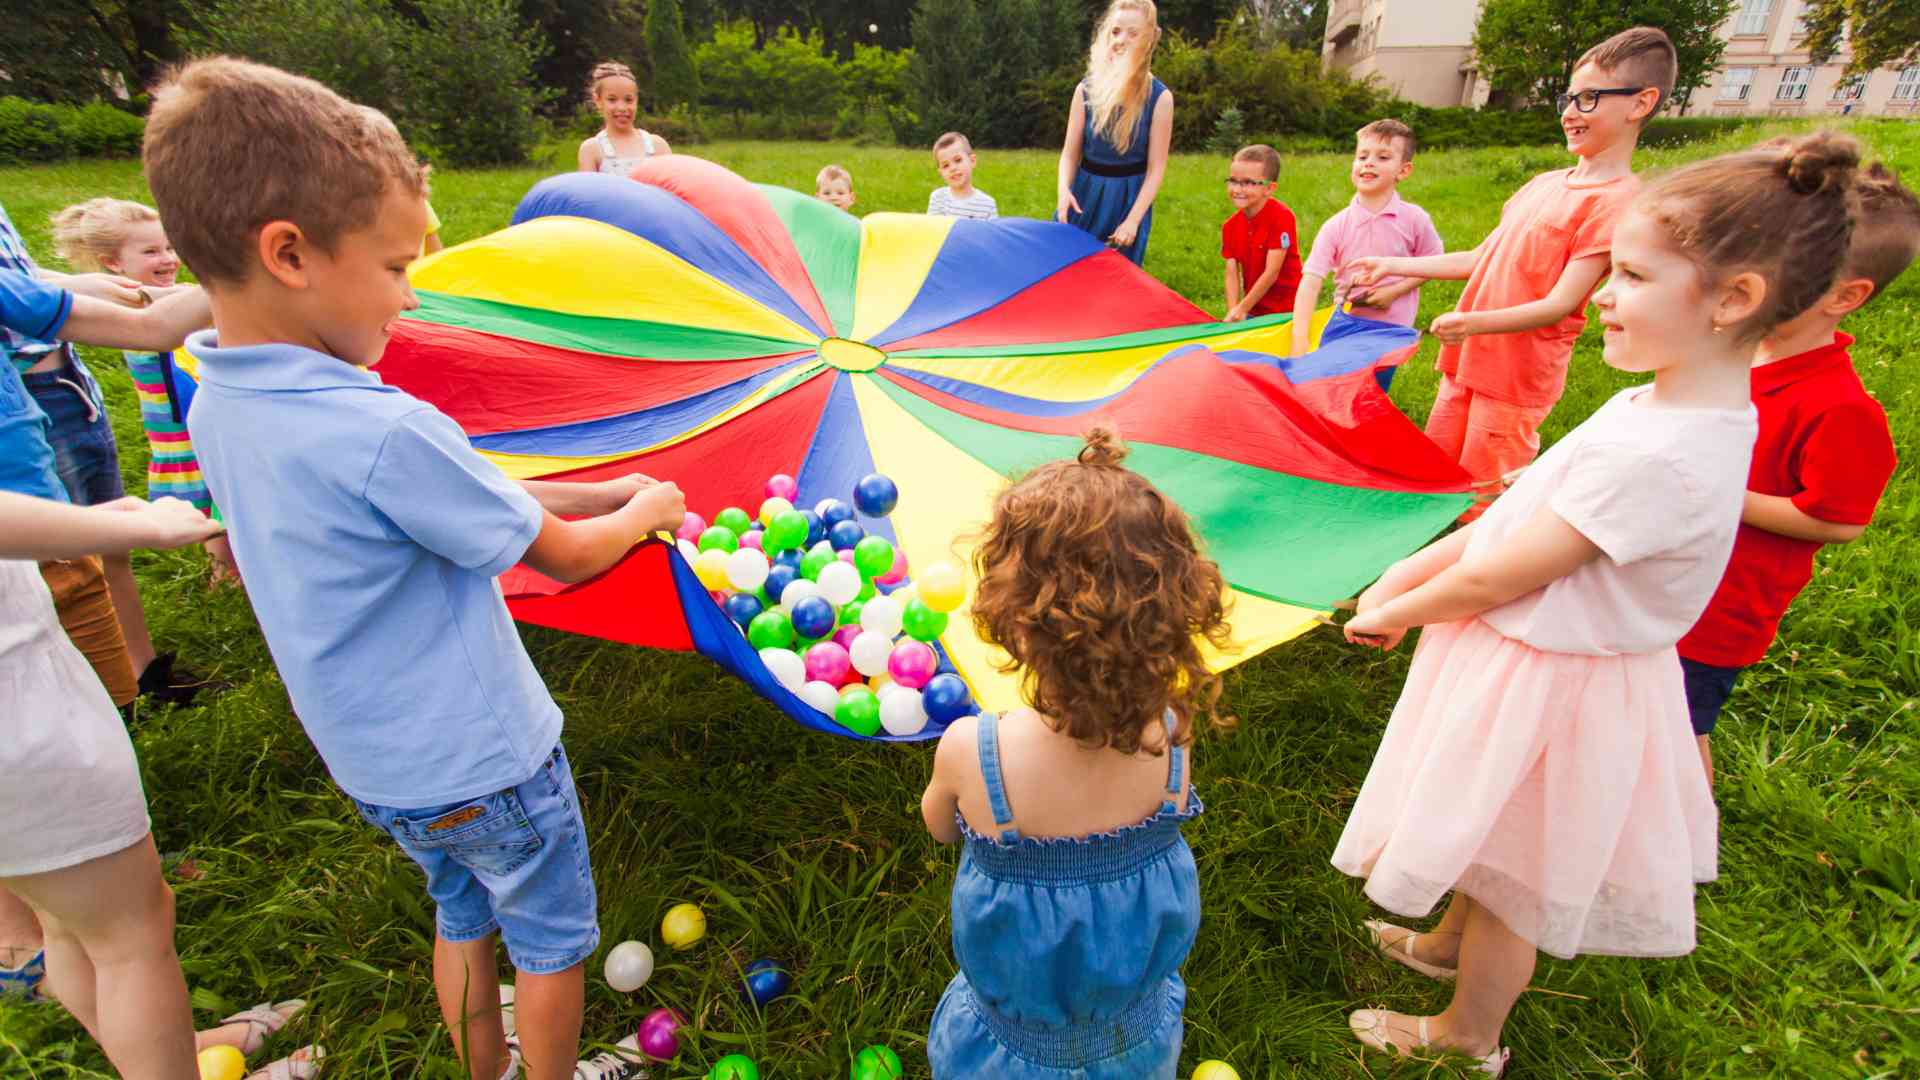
[1056,0,1176,266]
[920,426,1231,1078]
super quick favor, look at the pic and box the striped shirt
[125,350,211,511]
[928,187,998,221]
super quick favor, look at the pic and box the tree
[187,0,408,115]
[647,0,703,106]
[1242,0,1328,52]
[1472,0,1737,108]
[404,0,554,163]
[907,0,990,143]
[1802,0,1920,75]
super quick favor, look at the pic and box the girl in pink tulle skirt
[1333,130,1872,1075]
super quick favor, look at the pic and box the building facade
[1322,0,1483,108]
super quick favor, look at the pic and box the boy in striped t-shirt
[929,132,998,220]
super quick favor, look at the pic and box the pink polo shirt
[1302,191,1444,328]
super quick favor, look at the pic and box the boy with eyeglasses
[1350,26,1674,517]
[1221,143,1302,322]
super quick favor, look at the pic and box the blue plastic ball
[828,519,866,551]
[790,596,838,640]
[764,564,800,605]
[741,958,791,1007]
[724,592,764,630]
[772,547,804,572]
[852,473,899,517]
[922,674,973,724]
[818,499,856,529]
[799,509,826,547]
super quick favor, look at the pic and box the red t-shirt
[1677,334,1897,667]
[1221,199,1302,317]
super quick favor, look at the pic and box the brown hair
[587,60,638,102]
[51,198,160,272]
[933,131,973,157]
[1575,26,1677,114]
[143,57,427,287]
[816,164,852,188]
[1848,161,1920,300]
[1233,143,1281,181]
[969,427,1235,754]
[1635,131,1861,341]
[1357,119,1417,161]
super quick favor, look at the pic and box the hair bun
[1781,131,1861,195]
[1077,425,1129,467]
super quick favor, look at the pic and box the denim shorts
[1680,657,1744,736]
[350,742,600,974]
[22,354,124,507]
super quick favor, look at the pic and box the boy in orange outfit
[1350,26,1674,515]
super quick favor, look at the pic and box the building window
[1895,68,1920,101]
[1722,68,1756,100]
[1735,0,1774,35]
[1776,66,1813,100]
[1832,76,1866,101]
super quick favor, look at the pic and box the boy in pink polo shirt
[1350,27,1674,516]
[1290,118,1444,390]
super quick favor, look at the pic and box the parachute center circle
[819,338,888,373]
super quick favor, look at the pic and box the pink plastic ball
[740,530,764,551]
[832,624,863,651]
[765,474,799,501]
[838,549,856,564]
[804,642,853,685]
[676,512,708,543]
[636,1007,684,1062]
[877,549,909,586]
[887,640,938,689]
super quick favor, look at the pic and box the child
[1350,27,1674,513]
[1676,159,1918,785]
[928,132,998,220]
[1056,0,1173,265]
[52,198,238,581]
[145,58,686,1080]
[920,427,1228,1078]
[1220,143,1302,323]
[576,61,672,176]
[815,164,856,211]
[1334,133,1864,1075]
[1291,119,1445,385]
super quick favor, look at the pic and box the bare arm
[1111,90,1175,244]
[518,474,660,518]
[1352,245,1482,285]
[1431,253,1609,344]
[38,269,146,308]
[577,137,601,173]
[1224,260,1243,319]
[1228,246,1285,321]
[0,492,223,560]
[1742,491,1867,544]
[58,289,210,352]
[1055,86,1087,222]
[650,133,673,156]
[519,481,685,584]
[1291,271,1325,354]
[919,717,975,844]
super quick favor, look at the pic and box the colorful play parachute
[366,156,1473,740]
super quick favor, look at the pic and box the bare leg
[4,837,197,1079]
[1434,895,1536,1056]
[434,933,510,1080]
[1697,734,1715,787]
[101,553,157,677]
[511,964,585,1080]
[0,886,45,969]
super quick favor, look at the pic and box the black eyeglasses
[1555,87,1647,113]
[1225,177,1268,188]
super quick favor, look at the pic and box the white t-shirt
[928,187,998,220]
[1469,387,1758,656]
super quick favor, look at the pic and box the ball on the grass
[921,673,972,723]
[660,904,706,949]
[916,561,966,613]
[900,598,949,642]
[697,525,739,555]
[741,958,792,1006]
[852,536,894,580]
[637,1006,686,1061]
[759,647,805,692]
[766,510,810,553]
[676,511,707,543]
[798,679,841,714]
[725,548,770,593]
[1191,1062,1241,1080]
[197,1046,247,1080]
[852,473,899,517]
[817,560,863,606]
[724,592,764,630]
[746,609,795,650]
[714,506,753,536]
[879,687,928,736]
[835,686,882,735]
[765,474,798,501]
[791,597,838,641]
[707,1054,760,1080]
[603,940,655,992]
[849,1044,904,1080]
[859,594,904,639]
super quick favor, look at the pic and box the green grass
[3,119,1918,1079]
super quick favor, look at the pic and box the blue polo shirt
[0,268,71,501]
[185,331,559,807]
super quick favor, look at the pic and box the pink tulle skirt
[1331,617,1717,959]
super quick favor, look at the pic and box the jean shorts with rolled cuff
[351,741,599,974]
[23,354,124,506]
[1679,656,1744,737]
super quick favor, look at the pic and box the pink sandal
[216,1000,307,1055]
[1350,1009,1508,1075]
[248,1044,324,1080]
[1364,919,1459,980]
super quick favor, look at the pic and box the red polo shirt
[1221,198,1302,317]
[1678,334,1896,667]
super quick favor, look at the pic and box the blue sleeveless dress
[1067,77,1168,266]
[927,711,1202,1078]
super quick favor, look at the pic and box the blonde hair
[588,60,638,103]
[143,57,428,287]
[51,198,159,273]
[816,164,852,188]
[1085,0,1160,157]
[1233,144,1280,181]
[1576,26,1677,114]
[1357,119,1417,161]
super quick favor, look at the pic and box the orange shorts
[1424,375,1555,521]
[39,557,137,708]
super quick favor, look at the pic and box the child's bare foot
[1364,919,1460,977]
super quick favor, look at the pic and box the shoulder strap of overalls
[1162,709,1184,810]
[975,712,1019,843]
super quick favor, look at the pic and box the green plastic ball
[857,579,877,602]
[900,598,949,642]
[746,609,795,650]
[766,510,810,553]
[852,536,895,580]
[838,598,866,626]
[706,1055,760,1080]
[850,1045,903,1080]
[800,547,835,582]
[714,506,754,536]
[835,687,882,736]
[697,526,739,554]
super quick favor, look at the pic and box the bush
[401,0,552,165]
[907,0,1087,148]
[0,98,68,164]
[187,0,406,117]
[60,102,145,158]
[0,97,145,164]
[1155,25,1391,151]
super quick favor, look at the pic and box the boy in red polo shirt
[1677,161,1920,785]
[1221,143,1301,322]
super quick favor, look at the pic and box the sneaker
[0,949,46,1001]
[137,651,230,708]
[574,1035,648,1079]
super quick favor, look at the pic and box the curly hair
[969,426,1235,754]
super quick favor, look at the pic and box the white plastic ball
[880,689,929,736]
[798,680,841,714]
[817,560,862,606]
[848,631,894,677]
[676,538,701,564]
[780,579,824,611]
[725,547,771,593]
[860,594,904,639]
[759,647,806,693]
[604,940,655,993]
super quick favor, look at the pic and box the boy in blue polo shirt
[145,58,685,1080]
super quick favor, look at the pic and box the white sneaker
[574,1035,648,1079]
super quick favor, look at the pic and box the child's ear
[1397,160,1415,181]
[1826,276,1876,318]
[1715,269,1768,329]
[256,220,311,289]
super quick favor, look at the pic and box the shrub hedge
[0,98,144,164]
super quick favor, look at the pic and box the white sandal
[1365,919,1458,980]
[217,1000,307,1055]
[1350,1009,1508,1076]
[248,1043,324,1080]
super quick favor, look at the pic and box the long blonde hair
[1085,0,1160,157]
[50,198,159,272]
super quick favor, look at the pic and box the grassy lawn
[3,119,1917,1079]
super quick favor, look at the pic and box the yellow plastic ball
[916,562,966,614]
[661,902,707,949]
[198,1045,248,1080]
[759,496,794,527]
[694,548,732,591]
[1191,1062,1241,1080]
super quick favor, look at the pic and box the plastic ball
[839,549,857,564]
[800,546,836,582]
[740,958,792,1007]
[798,679,841,714]
[724,592,764,630]
[764,563,800,602]
[708,1054,761,1080]
[660,904,706,949]
[818,498,855,528]
[725,548,770,593]
[800,509,826,546]
[817,560,863,606]
[791,597,839,640]
[852,473,899,517]
[879,688,928,736]
[766,510,810,553]
[781,578,825,612]
[835,686,882,736]
[714,506,754,536]
[917,561,966,613]
[839,598,867,627]
[850,1044,904,1080]
[697,525,739,555]
[1191,1063,1242,1080]
[694,548,732,591]
[740,530,764,551]
[828,519,866,551]
[831,624,863,651]
[803,641,852,684]
[887,640,939,689]
[764,473,798,501]
[848,631,894,677]
[675,511,707,543]
[637,1007,686,1062]
[197,1046,247,1080]
[759,647,806,693]
[857,579,878,602]
[603,940,655,992]
[859,594,904,639]
[852,536,894,580]
[746,610,796,650]
[677,538,702,565]
[877,548,909,586]
[900,598,949,642]
[758,496,794,527]
[922,674,973,723]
